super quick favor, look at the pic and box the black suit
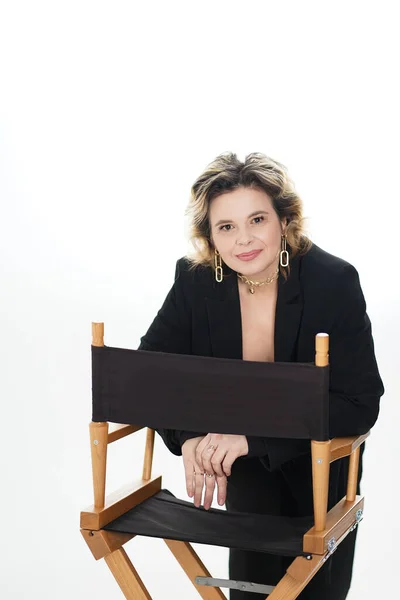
[138,243,384,600]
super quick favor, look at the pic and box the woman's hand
[196,433,249,478]
[194,433,248,508]
[182,436,228,510]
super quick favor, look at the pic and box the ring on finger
[208,444,217,451]
[206,473,215,478]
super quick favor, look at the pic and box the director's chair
[80,322,368,599]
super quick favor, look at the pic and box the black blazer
[138,243,384,473]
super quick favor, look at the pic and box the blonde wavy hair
[185,151,312,278]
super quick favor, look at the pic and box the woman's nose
[236,230,253,246]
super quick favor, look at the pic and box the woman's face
[209,186,286,279]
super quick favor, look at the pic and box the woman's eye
[253,216,265,224]
[220,224,233,231]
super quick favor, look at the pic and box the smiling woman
[185,152,312,283]
[210,188,285,284]
[138,151,384,600]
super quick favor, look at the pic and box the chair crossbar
[196,576,275,595]
[108,424,144,443]
[330,432,370,462]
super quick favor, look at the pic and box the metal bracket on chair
[195,577,275,595]
[349,508,364,532]
[322,537,338,564]
[327,537,336,553]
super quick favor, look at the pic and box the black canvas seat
[104,489,313,557]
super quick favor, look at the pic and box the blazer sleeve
[327,263,384,437]
[246,263,384,470]
[137,259,206,455]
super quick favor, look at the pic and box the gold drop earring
[280,234,289,268]
[214,249,223,282]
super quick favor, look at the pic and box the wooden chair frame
[80,323,368,599]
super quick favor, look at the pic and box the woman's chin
[236,260,276,278]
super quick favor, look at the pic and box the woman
[138,152,384,599]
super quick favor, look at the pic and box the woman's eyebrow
[214,210,269,227]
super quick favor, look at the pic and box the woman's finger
[203,473,217,510]
[184,460,197,497]
[182,436,207,499]
[210,448,228,477]
[193,466,206,508]
[195,435,211,469]
[216,475,228,506]
[222,450,238,478]
[201,443,219,475]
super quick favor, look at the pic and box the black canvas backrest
[92,346,330,441]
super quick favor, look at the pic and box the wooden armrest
[80,476,161,530]
[303,495,364,554]
[108,423,144,444]
[330,432,370,463]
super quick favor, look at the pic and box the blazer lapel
[205,270,243,359]
[274,254,303,362]
[205,255,303,362]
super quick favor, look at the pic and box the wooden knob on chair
[92,322,104,347]
[315,333,329,367]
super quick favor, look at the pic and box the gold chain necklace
[237,268,279,294]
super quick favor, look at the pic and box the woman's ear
[281,217,288,234]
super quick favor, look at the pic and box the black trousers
[225,448,363,600]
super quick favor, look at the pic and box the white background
[0,1,398,598]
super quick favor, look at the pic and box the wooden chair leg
[90,421,109,509]
[312,333,331,532]
[142,428,155,480]
[104,547,152,600]
[346,446,360,502]
[164,539,226,600]
[311,440,331,531]
[267,554,325,600]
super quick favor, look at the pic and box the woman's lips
[236,249,262,261]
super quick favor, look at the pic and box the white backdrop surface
[0,2,398,599]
